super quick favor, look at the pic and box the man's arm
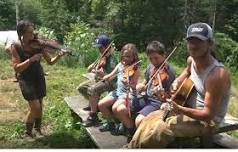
[173,67,230,122]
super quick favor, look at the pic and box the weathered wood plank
[216,114,238,134]
[213,133,238,148]
[64,95,238,148]
[64,95,127,148]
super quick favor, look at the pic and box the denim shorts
[130,95,162,116]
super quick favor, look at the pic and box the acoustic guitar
[163,78,194,121]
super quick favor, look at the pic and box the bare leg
[135,114,145,128]
[89,95,99,113]
[98,96,116,121]
[114,103,134,129]
[34,98,44,135]
[26,99,41,136]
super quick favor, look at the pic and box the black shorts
[18,77,46,101]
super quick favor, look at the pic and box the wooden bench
[64,95,238,148]
[64,95,127,148]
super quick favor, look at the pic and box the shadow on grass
[34,131,96,148]
[33,110,97,148]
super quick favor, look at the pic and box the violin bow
[91,41,114,70]
[162,77,189,122]
[97,60,142,83]
[125,68,132,118]
[144,45,178,90]
[125,60,142,118]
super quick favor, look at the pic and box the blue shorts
[130,96,162,116]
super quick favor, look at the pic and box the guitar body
[174,78,194,106]
[163,78,194,121]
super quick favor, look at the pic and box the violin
[150,65,169,86]
[122,62,139,82]
[149,65,170,100]
[29,37,73,56]
[144,46,179,99]
[96,57,107,70]
[90,41,114,72]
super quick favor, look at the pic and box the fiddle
[145,46,178,89]
[96,57,107,70]
[122,61,140,82]
[90,41,114,72]
[148,65,170,101]
[150,65,169,86]
[29,38,73,56]
[144,46,179,100]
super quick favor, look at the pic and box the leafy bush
[169,33,238,72]
[63,22,97,68]
[36,26,57,40]
[214,32,238,71]
[170,40,188,67]
[64,22,113,68]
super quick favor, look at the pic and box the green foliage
[169,39,188,68]
[110,0,185,50]
[64,22,96,67]
[0,0,15,30]
[0,60,95,148]
[64,21,112,68]
[35,26,57,40]
[214,32,238,71]
[39,0,72,42]
[216,0,238,41]
[0,47,9,60]
[17,0,43,25]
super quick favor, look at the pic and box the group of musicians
[7,20,231,148]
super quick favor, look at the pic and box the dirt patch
[0,79,27,121]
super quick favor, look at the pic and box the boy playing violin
[130,41,175,129]
[78,34,118,127]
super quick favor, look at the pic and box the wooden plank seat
[64,95,127,148]
[64,95,238,148]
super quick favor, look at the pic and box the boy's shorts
[130,95,162,116]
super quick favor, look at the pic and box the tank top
[116,63,137,97]
[189,57,231,123]
[13,42,44,81]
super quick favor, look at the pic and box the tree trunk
[15,1,19,25]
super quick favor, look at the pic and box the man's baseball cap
[186,22,213,41]
[95,34,111,48]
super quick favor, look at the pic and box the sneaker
[83,113,99,127]
[83,106,91,111]
[99,122,115,132]
[111,123,125,136]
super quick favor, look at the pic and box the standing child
[131,41,176,129]
[98,43,140,134]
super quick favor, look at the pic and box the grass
[0,50,238,148]
[0,57,96,148]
